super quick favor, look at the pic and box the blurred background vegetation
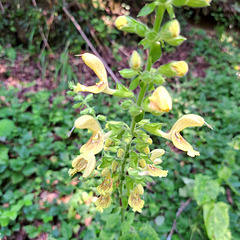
[0,0,239,239]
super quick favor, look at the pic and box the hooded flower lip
[74,115,104,155]
[149,86,172,113]
[159,114,212,157]
[128,184,145,213]
[68,153,96,178]
[73,53,115,95]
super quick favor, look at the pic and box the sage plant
[67,0,212,231]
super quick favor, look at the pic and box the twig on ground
[31,0,53,55]
[0,1,4,13]
[226,188,234,205]
[167,198,192,240]
[62,4,120,83]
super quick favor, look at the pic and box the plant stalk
[119,5,165,235]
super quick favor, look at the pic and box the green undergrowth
[0,29,240,239]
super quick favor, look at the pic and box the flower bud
[147,137,153,144]
[101,168,111,178]
[111,160,119,172]
[129,51,142,70]
[158,61,188,77]
[121,99,134,109]
[144,146,150,155]
[117,148,125,158]
[139,159,146,168]
[115,16,148,37]
[134,184,144,195]
[115,16,128,30]
[160,19,180,40]
[105,138,113,148]
[149,86,172,113]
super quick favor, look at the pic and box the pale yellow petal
[171,131,200,157]
[150,149,165,161]
[74,115,102,134]
[74,53,108,94]
[82,153,96,178]
[169,114,205,134]
[146,165,168,177]
[80,132,104,155]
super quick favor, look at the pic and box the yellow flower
[95,194,112,213]
[149,86,172,113]
[75,115,104,155]
[171,61,188,77]
[144,165,168,177]
[128,184,145,213]
[115,16,128,30]
[73,53,115,94]
[97,168,113,195]
[138,149,168,177]
[159,114,212,157]
[68,153,96,178]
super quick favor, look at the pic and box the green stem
[119,5,165,234]
[154,6,165,32]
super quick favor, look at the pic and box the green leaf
[138,2,157,17]
[113,83,134,98]
[121,212,135,235]
[218,166,232,180]
[0,119,15,137]
[203,202,231,240]
[129,151,139,169]
[61,221,72,239]
[126,176,134,191]
[23,163,36,177]
[149,42,162,64]
[119,69,138,79]
[165,36,186,46]
[122,222,159,240]
[24,225,39,238]
[129,76,140,90]
[143,123,162,136]
[193,174,220,206]
[0,145,9,165]
[11,172,24,184]
[166,4,175,19]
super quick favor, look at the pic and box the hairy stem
[119,5,165,234]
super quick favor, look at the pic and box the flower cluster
[67,0,212,215]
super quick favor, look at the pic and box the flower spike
[73,53,115,95]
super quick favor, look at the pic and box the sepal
[113,83,134,98]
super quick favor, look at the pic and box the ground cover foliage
[0,2,240,240]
